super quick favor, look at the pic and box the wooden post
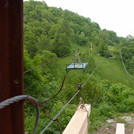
[91,42,92,50]
[0,0,24,134]
[115,123,125,134]
[63,104,91,134]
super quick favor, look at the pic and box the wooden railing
[63,104,134,134]
[116,123,125,134]
[63,104,91,134]
[115,123,134,134]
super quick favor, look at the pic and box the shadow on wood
[63,104,91,134]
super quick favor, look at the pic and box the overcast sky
[24,0,134,37]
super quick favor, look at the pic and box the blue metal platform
[66,62,88,73]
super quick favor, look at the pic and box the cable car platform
[66,63,88,73]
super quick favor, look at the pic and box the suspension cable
[82,55,106,88]
[24,54,70,74]
[119,48,134,84]
[39,76,66,103]
[40,90,80,134]
[24,81,38,90]
[39,103,62,134]
[0,95,39,134]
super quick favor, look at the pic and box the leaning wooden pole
[0,0,24,134]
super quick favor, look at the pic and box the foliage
[24,1,119,58]
[76,32,89,46]
[98,41,110,57]
[23,1,134,134]
[90,82,134,133]
[120,36,134,74]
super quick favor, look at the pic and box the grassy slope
[94,55,132,87]
[55,43,132,88]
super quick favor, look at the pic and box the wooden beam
[63,104,91,134]
[115,123,125,134]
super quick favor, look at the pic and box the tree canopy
[23,1,134,134]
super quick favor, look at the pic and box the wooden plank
[115,123,125,134]
[63,104,91,134]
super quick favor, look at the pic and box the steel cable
[24,81,38,90]
[39,76,66,103]
[40,90,80,134]
[82,55,106,88]
[24,54,70,74]
[0,95,39,134]
[119,48,134,84]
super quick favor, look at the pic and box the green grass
[54,42,132,88]
[94,55,132,87]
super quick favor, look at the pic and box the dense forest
[24,1,134,133]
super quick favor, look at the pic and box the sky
[24,0,134,37]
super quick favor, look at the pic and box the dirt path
[92,113,134,134]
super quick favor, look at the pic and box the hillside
[23,1,134,134]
